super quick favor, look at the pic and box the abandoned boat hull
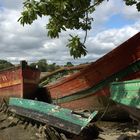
[0,61,40,102]
[46,32,140,112]
[110,79,140,122]
[9,97,98,135]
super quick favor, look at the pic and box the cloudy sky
[0,0,140,65]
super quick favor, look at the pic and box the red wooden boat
[45,32,140,114]
[0,61,40,102]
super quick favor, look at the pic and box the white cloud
[0,0,22,9]
[93,0,119,25]
[0,0,139,65]
[121,3,140,20]
[86,23,139,60]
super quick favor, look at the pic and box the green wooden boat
[8,97,98,135]
[110,79,140,122]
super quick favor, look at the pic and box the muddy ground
[95,121,140,140]
[0,111,140,140]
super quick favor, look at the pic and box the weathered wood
[0,61,40,102]
[111,79,140,109]
[110,79,140,122]
[9,98,98,135]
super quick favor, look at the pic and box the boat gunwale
[110,78,140,85]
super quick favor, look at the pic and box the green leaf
[125,0,137,6]
[67,35,87,59]
[136,2,140,11]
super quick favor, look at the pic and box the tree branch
[83,12,88,44]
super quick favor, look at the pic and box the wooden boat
[0,61,40,102]
[45,32,140,114]
[8,97,98,135]
[110,79,140,122]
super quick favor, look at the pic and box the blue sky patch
[105,14,135,29]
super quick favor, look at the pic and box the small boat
[44,32,140,115]
[0,61,40,102]
[8,97,98,135]
[110,79,140,122]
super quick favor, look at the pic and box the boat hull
[0,61,40,102]
[9,98,98,135]
[46,32,140,113]
[110,79,140,122]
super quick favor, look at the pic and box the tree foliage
[19,0,140,58]
[0,60,14,70]
[65,62,74,67]
[30,59,48,71]
[30,59,60,72]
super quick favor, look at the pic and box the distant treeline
[0,59,88,72]
[0,60,14,70]
[30,59,74,72]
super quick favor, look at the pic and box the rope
[97,100,111,121]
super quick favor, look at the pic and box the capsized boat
[44,32,140,114]
[8,97,98,135]
[110,79,140,122]
[0,61,40,102]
